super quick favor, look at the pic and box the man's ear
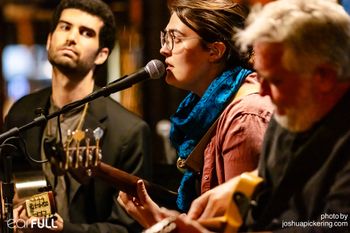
[95,47,109,65]
[314,64,338,93]
[208,42,227,63]
[46,33,52,51]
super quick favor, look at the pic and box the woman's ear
[208,42,227,62]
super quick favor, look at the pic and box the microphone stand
[1,154,14,233]
[0,73,141,233]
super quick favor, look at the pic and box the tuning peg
[93,127,104,166]
[64,129,73,170]
[72,129,85,168]
[93,127,104,141]
[84,128,94,167]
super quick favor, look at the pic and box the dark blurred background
[0,0,185,191]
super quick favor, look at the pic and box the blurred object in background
[2,45,51,96]
[156,119,176,164]
[339,0,350,14]
[2,44,51,116]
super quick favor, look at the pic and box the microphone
[0,60,165,146]
[101,59,165,97]
[60,60,165,114]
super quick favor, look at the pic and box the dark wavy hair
[169,0,252,68]
[51,0,116,52]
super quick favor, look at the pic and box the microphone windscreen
[145,59,165,79]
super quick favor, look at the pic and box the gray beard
[274,113,317,133]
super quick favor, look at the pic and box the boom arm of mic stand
[0,74,133,142]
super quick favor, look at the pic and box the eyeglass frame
[160,29,202,52]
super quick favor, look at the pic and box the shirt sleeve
[201,93,273,193]
[221,108,271,180]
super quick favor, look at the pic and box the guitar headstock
[44,127,104,179]
[25,191,56,218]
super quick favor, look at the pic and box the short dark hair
[51,0,116,52]
[169,0,251,68]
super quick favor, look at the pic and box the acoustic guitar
[144,171,263,233]
[13,162,178,223]
[3,126,177,220]
[41,128,262,232]
[43,127,178,210]
[15,126,260,233]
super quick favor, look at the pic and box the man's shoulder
[225,93,274,121]
[9,87,51,110]
[7,88,50,114]
[224,71,274,119]
[4,87,51,130]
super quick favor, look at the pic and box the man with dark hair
[4,0,150,232]
[50,0,116,52]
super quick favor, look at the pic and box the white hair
[236,0,350,80]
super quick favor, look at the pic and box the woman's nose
[160,45,171,57]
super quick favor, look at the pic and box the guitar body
[0,169,56,233]
[223,172,263,232]
[12,170,56,217]
[13,170,48,205]
[200,172,263,232]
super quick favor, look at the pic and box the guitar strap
[179,82,261,174]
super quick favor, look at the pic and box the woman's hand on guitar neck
[117,179,167,228]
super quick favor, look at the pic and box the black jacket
[250,91,350,233]
[3,87,151,233]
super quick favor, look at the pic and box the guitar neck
[95,162,178,209]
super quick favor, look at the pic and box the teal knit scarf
[170,66,252,211]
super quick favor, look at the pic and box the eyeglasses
[160,29,201,52]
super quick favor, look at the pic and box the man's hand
[187,176,239,220]
[117,179,166,228]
